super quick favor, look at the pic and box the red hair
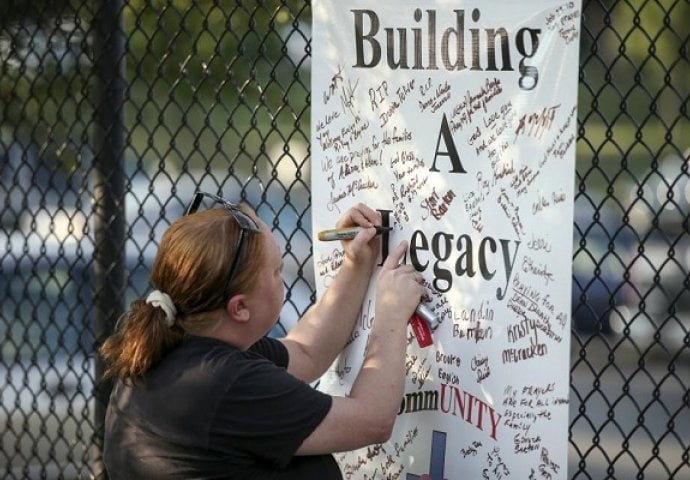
[99,206,265,380]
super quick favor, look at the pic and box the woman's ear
[226,294,251,323]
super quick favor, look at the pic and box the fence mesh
[0,0,688,478]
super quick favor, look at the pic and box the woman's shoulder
[172,335,287,374]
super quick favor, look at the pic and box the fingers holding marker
[336,202,380,230]
[353,202,382,228]
[319,204,388,243]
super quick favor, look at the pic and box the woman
[100,191,423,479]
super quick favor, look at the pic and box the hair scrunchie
[146,290,177,327]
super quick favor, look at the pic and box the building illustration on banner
[311,0,582,477]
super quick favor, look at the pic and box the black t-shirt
[103,335,342,479]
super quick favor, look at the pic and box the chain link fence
[0,0,688,478]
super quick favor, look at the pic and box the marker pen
[318,225,392,241]
[410,303,438,348]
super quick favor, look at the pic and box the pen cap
[415,303,438,324]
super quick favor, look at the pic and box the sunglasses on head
[185,191,261,292]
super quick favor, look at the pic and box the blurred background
[0,0,688,479]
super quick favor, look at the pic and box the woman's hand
[335,202,383,269]
[375,240,424,324]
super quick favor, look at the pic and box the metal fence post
[91,0,126,478]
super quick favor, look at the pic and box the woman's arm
[281,203,383,383]
[295,241,423,453]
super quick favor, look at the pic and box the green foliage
[122,0,305,102]
[0,0,686,177]
[120,0,311,170]
[577,0,689,188]
[580,0,689,121]
[0,0,93,172]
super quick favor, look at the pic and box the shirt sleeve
[248,336,289,368]
[213,355,332,468]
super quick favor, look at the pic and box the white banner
[311,1,581,478]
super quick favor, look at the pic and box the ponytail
[99,206,264,381]
[99,299,184,381]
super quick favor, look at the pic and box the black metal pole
[91,0,126,478]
